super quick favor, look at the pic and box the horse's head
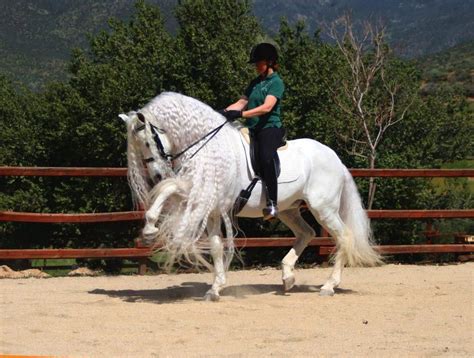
[120,110,174,187]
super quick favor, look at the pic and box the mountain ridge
[1,0,472,90]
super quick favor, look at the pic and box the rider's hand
[218,109,242,122]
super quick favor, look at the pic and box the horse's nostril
[146,142,150,148]
[155,173,162,182]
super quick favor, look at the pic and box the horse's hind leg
[278,209,316,291]
[308,207,347,296]
[204,217,226,302]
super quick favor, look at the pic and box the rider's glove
[218,109,242,122]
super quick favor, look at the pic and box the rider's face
[254,60,268,75]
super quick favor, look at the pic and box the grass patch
[29,258,147,276]
[442,158,474,169]
[431,159,474,193]
[31,258,77,268]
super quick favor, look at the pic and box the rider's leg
[279,209,316,291]
[255,127,283,219]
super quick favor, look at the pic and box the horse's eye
[137,112,145,123]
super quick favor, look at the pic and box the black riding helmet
[248,43,278,65]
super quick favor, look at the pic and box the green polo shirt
[244,72,284,130]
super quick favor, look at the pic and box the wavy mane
[140,92,241,269]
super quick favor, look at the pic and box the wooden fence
[1,167,473,274]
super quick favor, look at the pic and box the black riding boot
[262,198,278,221]
[261,162,279,220]
[255,127,282,221]
[262,166,279,220]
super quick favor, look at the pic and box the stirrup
[262,201,278,221]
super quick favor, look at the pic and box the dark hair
[248,43,278,66]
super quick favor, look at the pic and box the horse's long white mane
[135,92,241,269]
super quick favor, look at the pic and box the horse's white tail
[337,168,383,267]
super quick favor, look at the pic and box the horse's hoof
[282,276,295,291]
[204,291,220,302]
[319,288,335,296]
[143,226,158,236]
[142,227,158,243]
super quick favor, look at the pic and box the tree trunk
[367,152,377,210]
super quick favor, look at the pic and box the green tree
[0,75,46,166]
[0,75,50,249]
[276,19,340,147]
[173,0,263,108]
[64,0,175,166]
[365,87,473,246]
[2,1,176,252]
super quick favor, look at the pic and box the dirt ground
[1,263,473,357]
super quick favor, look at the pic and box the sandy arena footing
[1,263,473,357]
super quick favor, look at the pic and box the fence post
[138,258,148,275]
[134,237,149,275]
[423,221,440,244]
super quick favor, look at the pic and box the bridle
[133,112,228,173]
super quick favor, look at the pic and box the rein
[134,116,227,166]
[165,121,227,161]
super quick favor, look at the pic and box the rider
[219,42,285,220]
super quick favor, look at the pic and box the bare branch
[325,13,414,208]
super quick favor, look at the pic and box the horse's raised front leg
[142,179,188,239]
[278,209,316,291]
[204,217,226,302]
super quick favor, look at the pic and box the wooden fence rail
[1,167,473,273]
[1,167,473,177]
[1,209,473,223]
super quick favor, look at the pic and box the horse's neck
[171,122,220,151]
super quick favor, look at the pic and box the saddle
[240,127,288,178]
[233,127,288,214]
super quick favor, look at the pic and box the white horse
[121,92,381,300]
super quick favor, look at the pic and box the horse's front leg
[204,234,226,301]
[204,219,226,302]
[142,180,185,239]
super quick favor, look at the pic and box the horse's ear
[119,114,130,124]
[137,112,145,123]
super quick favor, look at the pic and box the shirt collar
[260,72,277,81]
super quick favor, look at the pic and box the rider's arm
[242,95,277,118]
[226,97,248,111]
